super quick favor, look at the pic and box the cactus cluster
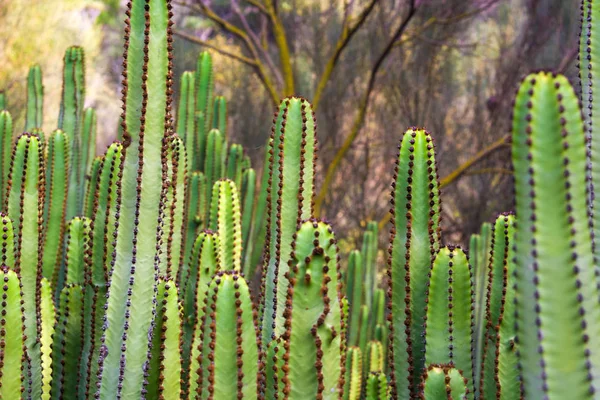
[0,1,599,399]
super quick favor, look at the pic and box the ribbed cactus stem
[419,364,469,400]
[0,111,13,206]
[346,249,363,347]
[281,219,344,399]
[471,221,492,398]
[208,179,242,270]
[480,213,515,399]
[83,156,102,218]
[80,108,97,205]
[226,143,244,191]
[183,231,220,396]
[5,133,45,399]
[39,278,55,400]
[264,337,286,399]
[512,72,600,399]
[343,346,362,400]
[424,246,474,398]
[366,340,385,375]
[212,95,227,137]
[261,97,317,343]
[194,111,206,173]
[97,0,174,396]
[181,171,207,285]
[388,128,441,397]
[248,143,270,273]
[59,46,85,220]
[362,221,378,309]
[195,51,214,133]
[241,167,256,276]
[204,128,224,209]
[195,270,261,399]
[25,64,44,131]
[42,130,69,281]
[176,71,196,163]
[0,266,26,399]
[365,372,389,400]
[146,279,182,399]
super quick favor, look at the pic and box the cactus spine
[0,110,13,206]
[25,64,44,131]
[196,51,214,134]
[343,346,362,400]
[97,0,174,396]
[512,72,600,399]
[209,179,242,270]
[388,128,441,397]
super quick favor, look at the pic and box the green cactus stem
[419,364,469,400]
[471,220,492,398]
[264,337,286,399]
[241,167,256,276]
[204,128,224,209]
[51,284,84,399]
[176,71,196,163]
[39,278,55,400]
[365,372,389,400]
[388,127,441,398]
[280,219,344,399]
[58,46,86,220]
[194,270,261,399]
[209,179,242,270]
[346,249,363,347]
[247,144,270,273]
[5,133,45,399]
[343,346,362,400]
[366,340,385,375]
[25,64,44,131]
[181,171,207,285]
[0,110,13,205]
[196,51,214,133]
[0,266,26,399]
[212,95,227,138]
[424,246,474,398]
[183,231,220,397]
[42,130,69,281]
[512,72,600,399]
[80,108,97,204]
[261,97,317,343]
[146,279,182,399]
[158,134,187,280]
[194,111,206,173]
[226,143,244,191]
[479,213,515,400]
[361,221,378,309]
[83,156,102,218]
[97,0,174,397]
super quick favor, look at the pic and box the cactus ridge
[418,363,469,400]
[388,127,442,398]
[25,64,44,132]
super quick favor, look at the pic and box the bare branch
[174,30,257,66]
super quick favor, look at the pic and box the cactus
[388,128,441,397]
[59,46,86,220]
[0,110,13,206]
[80,108,97,200]
[209,179,242,270]
[419,364,469,400]
[424,246,474,398]
[181,171,207,283]
[0,266,25,399]
[261,97,317,343]
[226,143,244,191]
[346,249,363,347]
[479,213,515,399]
[343,346,362,400]
[39,278,55,400]
[146,279,182,399]
[212,95,227,138]
[279,219,344,399]
[183,231,220,396]
[0,91,6,110]
[241,167,256,276]
[196,51,214,134]
[194,270,261,399]
[470,220,492,398]
[42,130,69,282]
[177,71,196,163]
[5,133,45,398]
[366,340,385,374]
[83,155,102,218]
[25,64,44,131]
[97,0,174,396]
[365,372,390,399]
[512,71,600,399]
[361,221,378,309]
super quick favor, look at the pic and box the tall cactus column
[512,72,600,399]
[388,128,441,397]
[97,0,174,397]
[261,97,317,343]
